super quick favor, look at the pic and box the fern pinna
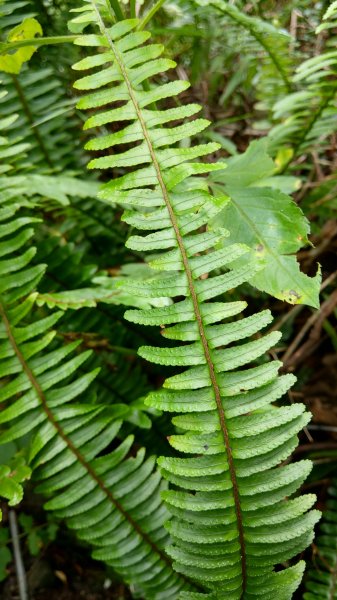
[72,2,320,598]
[0,193,189,596]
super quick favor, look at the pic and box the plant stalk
[138,0,167,30]
[130,0,137,18]
[9,510,29,600]
[108,0,125,20]
[0,35,77,55]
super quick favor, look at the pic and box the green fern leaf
[268,6,337,165]
[74,4,320,598]
[195,0,293,107]
[0,174,99,205]
[0,0,84,175]
[0,191,191,598]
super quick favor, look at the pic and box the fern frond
[195,0,293,107]
[0,83,31,173]
[0,1,84,172]
[74,5,320,597]
[0,67,82,172]
[0,199,190,598]
[40,192,131,276]
[304,485,337,599]
[268,5,337,164]
[317,1,337,29]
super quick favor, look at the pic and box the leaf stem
[107,0,125,21]
[0,35,77,55]
[130,0,137,18]
[138,0,167,30]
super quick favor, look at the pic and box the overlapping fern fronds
[73,3,320,597]
[268,2,337,164]
[0,82,31,173]
[0,0,84,174]
[304,484,337,599]
[39,192,131,278]
[0,66,83,173]
[0,193,190,599]
[195,0,293,108]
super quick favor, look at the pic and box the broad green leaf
[254,175,301,195]
[0,18,42,74]
[210,140,321,308]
